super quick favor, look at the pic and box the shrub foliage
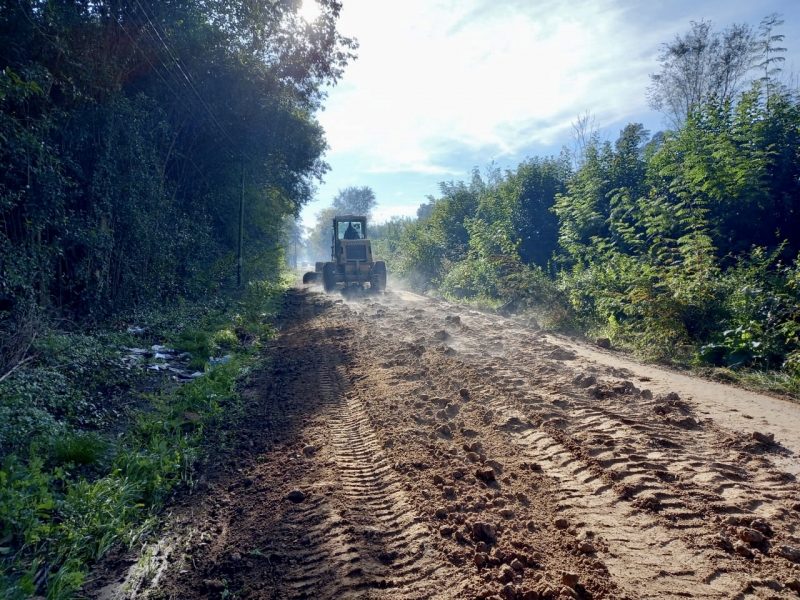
[388,85,800,378]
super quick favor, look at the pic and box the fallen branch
[0,355,34,383]
[0,332,37,383]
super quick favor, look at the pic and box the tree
[416,197,437,219]
[554,124,651,263]
[332,186,377,218]
[505,156,570,268]
[570,111,598,168]
[284,218,307,268]
[0,0,356,320]
[647,20,754,128]
[388,171,485,290]
[649,87,800,259]
[752,13,786,110]
[370,216,413,266]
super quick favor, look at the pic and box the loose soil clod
[752,431,775,444]
[596,338,611,349]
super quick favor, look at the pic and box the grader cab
[303,215,387,293]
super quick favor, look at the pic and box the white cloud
[318,0,666,172]
[301,0,800,229]
[365,162,460,176]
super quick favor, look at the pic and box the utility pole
[237,158,244,287]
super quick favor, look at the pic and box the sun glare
[298,0,322,22]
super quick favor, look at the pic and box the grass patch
[0,279,284,599]
[213,328,239,350]
[175,329,215,370]
[732,369,800,399]
[51,431,109,466]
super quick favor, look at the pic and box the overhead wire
[132,0,239,151]
[115,15,227,167]
[115,16,188,115]
[117,6,241,166]
[117,5,213,128]
[17,0,244,160]
[114,14,222,191]
[127,0,278,285]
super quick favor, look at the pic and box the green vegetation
[0,0,355,370]
[0,2,350,591]
[175,329,217,371]
[0,282,283,599]
[382,18,799,393]
[50,432,109,467]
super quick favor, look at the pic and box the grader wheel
[322,262,337,293]
[371,261,387,292]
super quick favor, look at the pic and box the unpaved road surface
[90,288,800,599]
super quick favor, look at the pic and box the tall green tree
[647,87,800,259]
[554,124,650,263]
[506,156,570,268]
[388,171,484,289]
[752,13,786,110]
[307,206,338,262]
[332,186,377,218]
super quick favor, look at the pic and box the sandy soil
[87,287,800,599]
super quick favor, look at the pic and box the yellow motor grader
[303,215,387,293]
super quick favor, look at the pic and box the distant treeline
[377,83,800,376]
[0,0,355,364]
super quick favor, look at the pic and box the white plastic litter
[208,354,233,366]
[118,344,211,384]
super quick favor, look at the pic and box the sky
[299,0,800,230]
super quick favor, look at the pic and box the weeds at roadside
[0,280,284,599]
[735,370,800,400]
[50,431,109,466]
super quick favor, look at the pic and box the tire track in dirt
[489,406,747,597]
[354,292,800,598]
[476,357,798,524]
[274,336,468,598]
[270,364,367,600]
[415,299,800,514]
[346,299,620,598]
[449,314,800,547]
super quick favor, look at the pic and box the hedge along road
[89,286,800,599]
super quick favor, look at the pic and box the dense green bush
[385,84,799,388]
[699,247,800,369]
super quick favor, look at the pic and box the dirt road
[91,287,800,599]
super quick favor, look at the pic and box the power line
[129,0,253,289]
[115,15,194,119]
[115,15,229,199]
[132,0,239,151]
[119,6,234,157]
[118,7,243,170]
